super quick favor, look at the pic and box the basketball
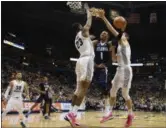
[113,16,127,29]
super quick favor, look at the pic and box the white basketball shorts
[6,97,24,112]
[112,66,133,90]
[75,56,94,82]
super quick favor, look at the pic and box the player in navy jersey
[93,31,115,116]
[26,77,52,119]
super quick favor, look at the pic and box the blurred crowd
[1,61,166,112]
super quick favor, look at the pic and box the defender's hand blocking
[89,7,96,16]
[96,9,105,18]
[89,8,105,18]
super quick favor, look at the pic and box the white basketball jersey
[10,80,25,98]
[117,43,131,66]
[75,31,94,57]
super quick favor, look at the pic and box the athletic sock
[105,106,113,116]
[105,105,110,115]
[71,105,79,116]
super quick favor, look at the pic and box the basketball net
[66,1,85,14]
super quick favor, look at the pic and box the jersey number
[15,86,22,92]
[100,52,103,60]
[76,38,83,49]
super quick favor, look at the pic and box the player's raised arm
[82,3,92,37]
[97,10,119,37]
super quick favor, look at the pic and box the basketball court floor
[2,111,166,128]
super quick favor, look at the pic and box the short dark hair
[72,23,82,33]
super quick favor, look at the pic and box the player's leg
[26,96,42,118]
[122,67,134,128]
[103,89,110,115]
[122,87,134,128]
[2,101,14,128]
[2,102,12,120]
[65,57,93,126]
[101,67,111,116]
[122,87,133,114]
[71,57,92,114]
[65,81,91,127]
[48,98,52,116]
[109,69,124,113]
[43,95,50,119]
[2,97,17,121]
[73,80,90,112]
[100,69,122,123]
[16,99,27,128]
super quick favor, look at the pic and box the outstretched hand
[89,8,105,19]
[96,9,105,19]
[84,3,89,10]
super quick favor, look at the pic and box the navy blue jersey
[39,83,49,95]
[94,42,111,64]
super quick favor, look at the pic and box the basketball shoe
[100,112,113,123]
[64,112,80,127]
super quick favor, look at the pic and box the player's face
[16,73,22,79]
[100,31,108,41]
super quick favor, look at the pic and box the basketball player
[2,72,29,128]
[64,3,94,127]
[93,31,115,116]
[26,76,51,119]
[95,10,134,128]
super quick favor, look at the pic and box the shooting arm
[102,16,119,37]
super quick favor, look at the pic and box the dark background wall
[2,1,166,61]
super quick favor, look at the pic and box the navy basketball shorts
[94,67,110,95]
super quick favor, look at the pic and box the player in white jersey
[64,3,94,127]
[94,10,134,128]
[2,72,29,128]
